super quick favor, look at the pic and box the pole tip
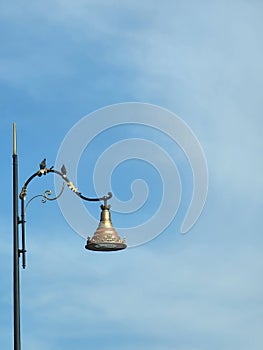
[13,122,17,155]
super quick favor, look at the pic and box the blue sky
[1,1,263,349]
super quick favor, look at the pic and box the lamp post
[12,123,126,350]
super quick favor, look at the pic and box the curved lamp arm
[18,159,112,268]
[19,160,112,204]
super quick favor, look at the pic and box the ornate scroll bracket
[25,183,65,212]
[19,158,114,211]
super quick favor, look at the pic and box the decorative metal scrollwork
[25,182,65,211]
[20,160,111,205]
[20,159,113,213]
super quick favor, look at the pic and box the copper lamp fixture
[86,203,127,251]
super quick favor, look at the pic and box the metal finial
[61,164,67,176]
[13,122,17,156]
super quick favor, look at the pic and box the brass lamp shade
[85,205,127,252]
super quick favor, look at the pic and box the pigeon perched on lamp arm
[39,158,46,170]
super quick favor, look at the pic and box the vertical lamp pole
[12,123,21,350]
[11,123,126,350]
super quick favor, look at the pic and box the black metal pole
[13,123,21,350]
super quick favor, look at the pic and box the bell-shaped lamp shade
[85,205,127,252]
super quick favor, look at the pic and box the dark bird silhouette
[61,164,67,175]
[39,158,46,170]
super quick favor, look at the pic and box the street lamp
[12,123,126,350]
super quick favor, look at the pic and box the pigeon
[39,158,46,170]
